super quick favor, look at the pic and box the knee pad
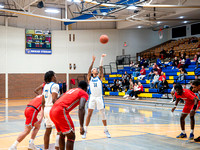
[55,135,60,147]
[100,109,106,120]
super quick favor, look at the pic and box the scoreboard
[25,30,52,54]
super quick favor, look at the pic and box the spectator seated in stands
[147,63,158,80]
[190,37,198,43]
[103,84,109,94]
[122,79,129,92]
[164,59,173,68]
[58,81,63,95]
[156,58,163,67]
[150,71,159,89]
[192,54,197,62]
[169,49,174,58]
[158,77,169,94]
[177,57,185,69]
[130,61,135,71]
[123,71,129,80]
[157,66,162,76]
[196,53,200,68]
[184,55,191,68]
[137,66,146,80]
[172,57,179,69]
[116,79,123,92]
[123,78,134,99]
[158,71,166,88]
[110,79,117,92]
[177,69,187,81]
[143,58,149,68]
[139,57,145,67]
[160,49,167,59]
[132,64,140,78]
[170,82,176,103]
[131,81,143,100]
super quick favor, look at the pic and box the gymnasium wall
[0,25,169,98]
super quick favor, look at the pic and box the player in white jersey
[42,71,60,150]
[82,54,111,139]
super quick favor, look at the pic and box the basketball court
[1,97,200,149]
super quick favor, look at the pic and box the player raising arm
[82,54,111,139]
[171,84,200,140]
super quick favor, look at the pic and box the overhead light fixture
[102,12,107,16]
[85,0,92,2]
[183,21,188,24]
[74,0,81,3]
[179,16,184,19]
[157,21,161,24]
[137,26,142,28]
[0,4,4,8]
[127,6,137,10]
[45,8,60,13]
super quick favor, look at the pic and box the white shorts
[44,107,54,128]
[88,96,105,110]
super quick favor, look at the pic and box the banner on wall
[25,29,52,55]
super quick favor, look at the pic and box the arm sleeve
[52,84,59,94]
[79,90,89,101]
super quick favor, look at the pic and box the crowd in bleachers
[103,36,200,101]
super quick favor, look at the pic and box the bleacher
[103,62,200,99]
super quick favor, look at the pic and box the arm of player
[42,95,45,110]
[87,56,96,82]
[171,98,180,112]
[191,97,199,115]
[99,54,106,81]
[34,84,43,95]
[52,84,59,104]
[38,107,44,124]
[78,97,87,135]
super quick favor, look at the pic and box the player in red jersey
[9,95,44,150]
[191,80,200,142]
[50,81,88,150]
[171,84,200,140]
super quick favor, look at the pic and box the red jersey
[159,75,166,81]
[140,69,146,75]
[138,85,143,92]
[27,95,42,111]
[175,89,197,105]
[54,88,89,112]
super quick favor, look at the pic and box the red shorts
[50,105,74,134]
[24,107,39,127]
[182,102,200,114]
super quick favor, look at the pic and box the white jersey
[42,82,59,107]
[89,76,103,97]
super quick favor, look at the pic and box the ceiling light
[102,12,107,16]
[137,26,142,28]
[0,4,4,8]
[102,3,116,7]
[179,16,184,19]
[157,21,161,24]
[127,6,137,10]
[45,8,60,13]
[183,21,188,24]
[85,0,92,2]
[74,0,81,3]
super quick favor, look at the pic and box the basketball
[100,35,109,44]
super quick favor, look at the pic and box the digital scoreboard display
[25,30,52,54]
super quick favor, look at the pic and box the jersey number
[93,83,97,87]
[67,89,77,94]
[44,90,48,98]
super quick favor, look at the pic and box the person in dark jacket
[159,77,169,94]
[184,55,191,68]
[172,57,179,69]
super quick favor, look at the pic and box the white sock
[55,135,60,147]
[191,129,194,134]
[85,126,88,132]
[13,141,19,147]
[29,139,34,143]
[104,126,108,131]
[182,130,186,134]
